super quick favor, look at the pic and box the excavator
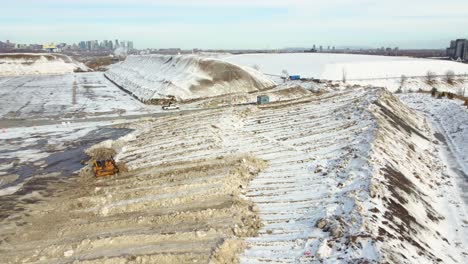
[92,158,119,177]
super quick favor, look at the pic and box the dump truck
[93,158,119,177]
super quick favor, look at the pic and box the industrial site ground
[0,53,467,263]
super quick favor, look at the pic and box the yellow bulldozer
[92,158,119,177]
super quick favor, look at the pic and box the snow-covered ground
[349,76,468,94]
[225,53,468,81]
[13,87,455,263]
[0,72,155,120]
[398,94,468,199]
[1,52,467,263]
[0,53,88,76]
[0,119,135,196]
[105,54,276,102]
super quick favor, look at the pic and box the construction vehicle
[162,102,180,110]
[93,158,119,177]
[162,96,179,110]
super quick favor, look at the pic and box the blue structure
[289,75,301,80]
[257,95,270,105]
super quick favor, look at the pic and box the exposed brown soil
[0,155,266,263]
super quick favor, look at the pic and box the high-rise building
[447,39,468,61]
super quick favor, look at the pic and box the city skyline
[1,0,468,49]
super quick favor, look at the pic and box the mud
[0,127,132,190]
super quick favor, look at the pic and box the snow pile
[225,53,468,81]
[0,53,88,76]
[105,54,276,102]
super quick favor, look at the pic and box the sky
[1,0,468,49]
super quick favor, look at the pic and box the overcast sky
[1,0,467,49]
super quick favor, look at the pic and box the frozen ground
[2,87,466,263]
[225,53,468,80]
[0,72,156,121]
[0,120,134,196]
[1,53,467,263]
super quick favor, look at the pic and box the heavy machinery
[93,158,119,177]
[161,96,179,110]
[162,102,180,110]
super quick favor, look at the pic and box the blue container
[257,95,270,105]
[289,75,301,80]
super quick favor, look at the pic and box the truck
[162,102,180,110]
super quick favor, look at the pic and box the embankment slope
[105,55,276,103]
[0,53,88,76]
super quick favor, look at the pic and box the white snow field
[0,53,88,76]
[105,54,276,102]
[0,72,149,120]
[224,53,468,81]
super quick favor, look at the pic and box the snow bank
[0,53,88,76]
[225,53,468,80]
[105,54,276,102]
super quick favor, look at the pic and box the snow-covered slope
[105,55,276,102]
[364,90,467,263]
[398,94,468,179]
[0,53,88,76]
[225,53,468,81]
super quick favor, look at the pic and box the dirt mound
[105,54,276,103]
[0,151,266,263]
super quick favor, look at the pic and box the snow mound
[0,53,88,76]
[225,53,468,80]
[105,54,276,102]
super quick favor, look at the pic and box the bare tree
[281,69,289,82]
[400,75,408,90]
[457,74,465,84]
[425,71,435,84]
[342,68,347,84]
[445,70,455,85]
